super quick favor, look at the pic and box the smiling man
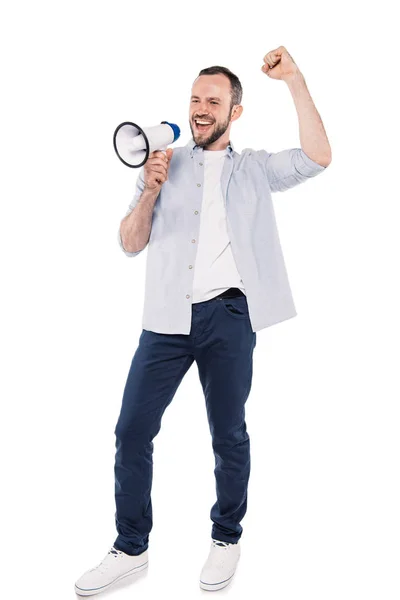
[75,47,331,596]
[190,72,243,149]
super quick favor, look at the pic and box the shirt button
[189,265,193,269]
[197,183,201,187]
[186,294,190,298]
[194,210,199,214]
[191,239,196,243]
[199,162,203,166]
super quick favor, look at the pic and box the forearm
[120,187,159,253]
[285,72,332,166]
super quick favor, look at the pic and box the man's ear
[231,105,243,121]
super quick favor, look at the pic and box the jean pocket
[220,296,249,319]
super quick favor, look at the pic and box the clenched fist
[144,148,174,192]
[261,46,301,81]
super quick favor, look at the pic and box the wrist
[284,71,305,86]
[142,186,160,200]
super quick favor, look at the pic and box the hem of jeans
[114,541,149,556]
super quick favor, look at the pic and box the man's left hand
[261,46,301,81]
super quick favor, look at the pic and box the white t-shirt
[192,148,245,303]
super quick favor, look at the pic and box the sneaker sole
[199,572,235,591]
[74,560,148,596]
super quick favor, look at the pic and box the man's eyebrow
[191,95,221,101]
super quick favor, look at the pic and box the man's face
[189,74,234,147]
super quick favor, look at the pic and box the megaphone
[113,120,180,168]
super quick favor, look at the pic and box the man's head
[189,66,243,150]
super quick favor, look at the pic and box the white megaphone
[113,120,180,168]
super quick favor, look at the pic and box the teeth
[196,120,212,125]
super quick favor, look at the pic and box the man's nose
[196,103,210,115]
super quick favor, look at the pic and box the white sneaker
[74,546,148,596]
[199,538,241,591]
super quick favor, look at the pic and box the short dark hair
[196,66,243,111]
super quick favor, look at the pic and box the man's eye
[191,100,218,104]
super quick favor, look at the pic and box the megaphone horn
[113,120,180,168]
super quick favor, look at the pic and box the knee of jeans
[212,426,249,449]
[114,419,162,443]
[114,423,140,441]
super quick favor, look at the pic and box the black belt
[215,287,246,300]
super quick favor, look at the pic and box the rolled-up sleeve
[118,167,147,257]
[255,148,327,193]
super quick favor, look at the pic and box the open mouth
[194,119,214,133]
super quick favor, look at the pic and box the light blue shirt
[118,137,327,334]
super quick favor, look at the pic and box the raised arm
[259,46,332,192]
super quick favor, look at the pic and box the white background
[1,1,399,598]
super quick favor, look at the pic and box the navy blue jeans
[113,291,257,555]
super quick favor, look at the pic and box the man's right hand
[144,148,173,191]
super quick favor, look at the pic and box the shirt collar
[186,137,234,158]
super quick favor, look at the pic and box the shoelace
[212,539,230,549]
[210,539,233,570]
[108,547,123,556]
[92,547,123,573]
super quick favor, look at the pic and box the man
[75,46,331,595]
